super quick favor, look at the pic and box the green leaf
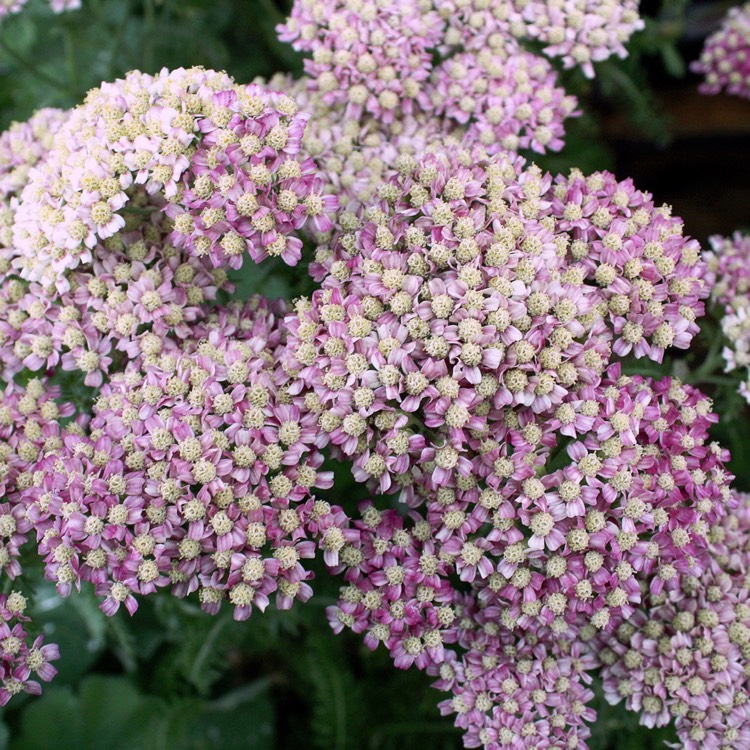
[11,687,82,750]
[10,675,274,750]
[79,676,163,750]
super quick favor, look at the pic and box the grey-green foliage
[9,674,274,750]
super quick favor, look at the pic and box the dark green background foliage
[0,0,746,747]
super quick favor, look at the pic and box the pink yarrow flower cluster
[286,147,709,496]
[264,65,574,269]
[320,368,733,748]
[0,61,745,750]
[691,2,750,100]
[273,0,585,238]
[0,209,232,386]
[277,0,445,123]
[13,66,336,286]
[280,147,735,747]
[0,66,340,387]
[0,592,59,706]
[440,0,644,78]
[600,492,750,749]
[24,299,351,621]
[0,380,69,706]
[428,49,579,155]
[705,232,750,402]
[280,0,642,98]
[0,379,76,581]
[0,107,68,249]
[430,601,598,749]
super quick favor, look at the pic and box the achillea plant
[0,0,746,747]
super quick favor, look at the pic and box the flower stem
[692,328,725,382]
[63,26,77,93]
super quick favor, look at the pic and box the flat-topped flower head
[322,366,733,672]
[285,148,710,497]
[12,67,334,288]
[25,299,350,620]
[692,2,750,100]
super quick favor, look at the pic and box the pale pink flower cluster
[0,379,71,705]
[277,0,444,123]
[0,71,346,703]
[13,66,335,287]
[279,147,738,747]
[0,210,231,386]
[601,492,750,749]
[692,2,750,100]
[0,68,341,386]
[429,50,579,154]
[24,298,352,620]
[319,366,733,748]
[291,72,574,246]
[0,592,59,706]
[274,0,584,229]
[0,62,746,750]
[440,0,643,78]
[0,378,76,580]
[289,148,708,430]
[430,601,598,748]
[280,0,642,99]
[0,108,68,238]
[705,232,750,402]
